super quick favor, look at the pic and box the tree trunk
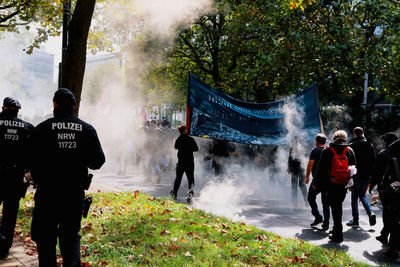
[61,0,96,116]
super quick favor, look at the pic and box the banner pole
[315,84,324,134]
[186,71,191,135]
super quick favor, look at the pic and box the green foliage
[16,191,369,266]
[0,0,64,53]
[148,0,400,108]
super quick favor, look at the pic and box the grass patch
[15,191,370,266]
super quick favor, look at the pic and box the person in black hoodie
[370,135,400,257]
[370,132,398,245]
[0,97,33,259]
[170,125,199,202]
[313,130,356,242]
[347,127,376,227]
[28,88,105,266]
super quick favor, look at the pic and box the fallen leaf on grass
[221,230,227,235]
[222,223,230,229]
[245,228,252,233]
[162,209,171,215]
[169,218,179,223]
[160,230,171,235]
[187,232,194,236]
[184,251,194,258]
[180,238,187,243]
[169,243,179,251]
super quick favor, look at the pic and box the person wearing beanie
[0,97,33,259]
[28,88,105,266]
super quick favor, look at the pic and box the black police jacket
[28,107,105,193]
[0,109,33,187]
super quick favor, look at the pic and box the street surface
[96,171,400,267]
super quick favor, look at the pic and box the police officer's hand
[312,185,316,190]
[305,177,310,184]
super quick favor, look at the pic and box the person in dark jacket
[208,139,234,176]
[305,133,330,229]
[370,135,400,256]
[313,130,356,242]
[28,88,105,267]
[370,132,398,245]
[347,127,376,227]
[288,136,308,205]
[0,97,33,259]
[170,125,199,202]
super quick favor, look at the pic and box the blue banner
[187,73,323,145]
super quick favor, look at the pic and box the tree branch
[0,9,20,24]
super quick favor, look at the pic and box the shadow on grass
[320,242,350,252]
[295,228,329,241]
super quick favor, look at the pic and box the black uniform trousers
[0,191,21,252]
[327,183,347,238]
[173,162,194,196]
[32,190,83,267]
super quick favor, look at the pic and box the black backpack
[380,157,400,207]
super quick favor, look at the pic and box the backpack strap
[329,146,348,155]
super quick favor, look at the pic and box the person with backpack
[347,127,376,227]
[370,132,399,245]
[370,137,400,257]
[305,133,330,229]
[313,130,356,242]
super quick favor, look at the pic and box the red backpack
[329,146,351,185]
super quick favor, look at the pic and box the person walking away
[370,135,400,257]
[0,97,33,259]
[313,130,356,242]
[347,127,376,227]
[170,125,199,203]
[28,88,105,266]
[288,136,308,205]
[370,132,399,244]
[305,133,330,229]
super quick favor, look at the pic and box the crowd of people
[301,128,400,256]
[1,90,400,265]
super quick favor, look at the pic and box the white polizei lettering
[0,120,24,127]
[52,122,83,131]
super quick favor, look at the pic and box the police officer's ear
[53,101,58,109]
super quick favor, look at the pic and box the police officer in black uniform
[0,97,33,259]
[28,88,105,266]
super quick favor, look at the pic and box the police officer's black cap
[53,88,76,105]
[3,97,21,109]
